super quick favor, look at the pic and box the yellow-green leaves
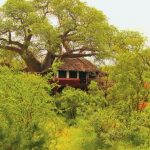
[3,0,34,18]
[113,30,146,52]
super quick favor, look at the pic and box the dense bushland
[0,51,150,150]
[0,0,150,149]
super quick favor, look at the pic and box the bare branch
[0,45,22,54]
[59,53,97,59]
[69,47,96,54]
[8,32,23,48]
[0,37,23,49]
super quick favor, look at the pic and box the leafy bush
[0,67,54,149]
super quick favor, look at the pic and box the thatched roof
[59,58,99,72]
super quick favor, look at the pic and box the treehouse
[55,58,100,89]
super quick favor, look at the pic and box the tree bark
[1,43,96,73]
[21,51,42,72]
[21,51,56,73]
[41,52,55,72]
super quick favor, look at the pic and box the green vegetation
[0,63,150,150]
[0,0,150,150]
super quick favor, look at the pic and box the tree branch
[42,52,55,71]
[67,47,96,54]
[8,32,23,48]
[0,45,22,54]
[23,29,32,49]
[60,53,97,59]
[0,33,23,49]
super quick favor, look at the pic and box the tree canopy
[0,0,146,73]
[0,1,150,150]
[0,0,111,72]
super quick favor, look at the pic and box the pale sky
[83,0,150,44]
[0,0,150,43]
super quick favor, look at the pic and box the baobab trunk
[21,51,55,73]
[41,52,55,72]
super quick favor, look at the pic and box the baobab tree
[0,0,145,73]
[0,0,111,72]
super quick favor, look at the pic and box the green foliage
[54,82,106,121]
[0,50,150,149]
[52,48,150,150]
[0,67,55,149]
[0,0,120,73]
[0,49,25,69]
[0,1,150,150]
[108,51,150,110]
[54,87,88,120]
[56,125,97,150]
[113,30,146,52]
[86,108,150,150]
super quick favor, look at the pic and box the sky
[0,0,150,43]
[83,0,150,44]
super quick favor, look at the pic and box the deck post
[77,71,79,79]
[67,71,69,78]
[56,72,59,78]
